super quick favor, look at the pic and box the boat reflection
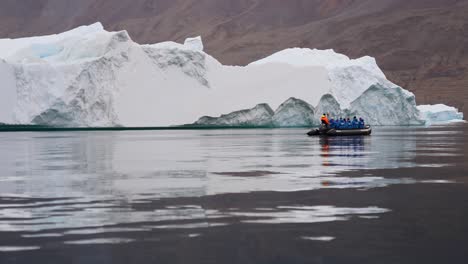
[319,136,367,167]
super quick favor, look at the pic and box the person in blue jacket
[347,118,352,129]
[359,117,365,129]
[352,116,359,129]
[329,118,336,129]
[339,118,346,129]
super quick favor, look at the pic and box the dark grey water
[0,124,467,263]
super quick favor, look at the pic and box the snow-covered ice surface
[0,23,463,127]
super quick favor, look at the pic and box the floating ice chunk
[418,104,464,124]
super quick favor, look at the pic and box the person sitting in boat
[329,118,336,129]
[347,118,352,129]
[341,118,347,129]
[320,114,330,128]
[339,118,346,129]
[352,116,359,129]
[359,117,365,129]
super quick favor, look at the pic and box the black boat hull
[307,126,372,136]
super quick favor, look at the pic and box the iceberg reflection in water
[0,125,463,248]
[0,128,426,198]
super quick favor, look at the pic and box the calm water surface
[0,125,467,263]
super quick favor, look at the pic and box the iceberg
[418,104,464,124]
[0,23,463,127]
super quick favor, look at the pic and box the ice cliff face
[194,98,317,127]
[273,98,316,127]
[194,85,423,127]
[348,84,424,125]
[194,104,274,126]
[314,94,343,122]
[0,23,463,127]
[8,30,133,126]
[0,23,218,126]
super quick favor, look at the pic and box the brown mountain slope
[0,0,467,116]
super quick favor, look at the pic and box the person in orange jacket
[320,113,330,128]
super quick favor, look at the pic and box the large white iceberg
[0,23,463,127]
